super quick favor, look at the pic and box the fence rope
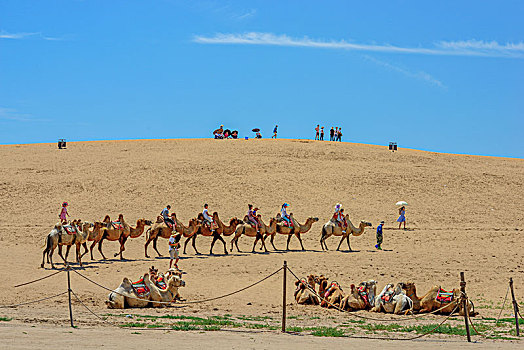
[70,289,119,327]
[286,266,460,323]
[496,283,510,324]
[14,270,64,288]
[71,266,283,306]
[0,291,67,308]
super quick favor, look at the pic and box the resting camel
[106,272,185,309]
[399,282,476,316]
[372,283,413,314]
[183,212,243,255]
[294,275,320,305]
[265,214,319,250]
[41,220,89,269]
[340,280,377,311]
[145,215,199,258]
[230,215,276,253]
[320,215,372,251]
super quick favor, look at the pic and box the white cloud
[236,9,257,20]
[363,55,446,89]
[0,31,38,39]
[193,32,524,58]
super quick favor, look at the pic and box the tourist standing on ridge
[330,127,335,141]
[315,125,320,140]
[320,127,324,140]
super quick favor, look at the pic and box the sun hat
[283,203,288,207]
[63,202,68,206]
[380,221,385,224]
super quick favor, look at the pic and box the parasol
[252,128,260,132]
[396,201,408,206]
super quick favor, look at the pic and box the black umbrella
[252,128,260,132]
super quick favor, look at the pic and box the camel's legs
[191,234,200,254]
[234,236,241,252]
[252,234,260,253]
[230,234,238,252]
[64,245,72,261]
[260,234,268,252]
[90,240,98,260]
[80,242,89,259]
[183,236,191,254]
[58,244,66,261]
[210,233,227,255]
[115,236,127,260]
[269,234,277,250]
[336,236,345,251]
[346,236,352,251]
[152,237,162,257]
[296,233,305,251]
[76,244,83,267]
[49,246,55,269]
[97,238,107,260]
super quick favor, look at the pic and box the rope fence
[2,262,522,342]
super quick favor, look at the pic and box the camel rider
[202,203,214,229]
[280,203,293,227]
[333,203,347,232]
[161,205,176,229]
[247,204,260,232]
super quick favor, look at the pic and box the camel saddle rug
[358,286,370,307]
[111,221,124,230]
[131,277,150,297]
[324,282,341,298]
[155,276,167,290]
[381,290,395,303]
[436,288,454,303]
[62,225,76,235]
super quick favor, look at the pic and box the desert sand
[0,138,522,348]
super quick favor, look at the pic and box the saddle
[62,225,76,235]
[357,285,370,307]
[111,221,124,230]
[131,277,150,297]
[155,276,167,290]
[381,289,395,303]
[324,281,341,298]
[435,288,454,303]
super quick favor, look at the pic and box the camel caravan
[294,275,476,316]
[41,203,373,268]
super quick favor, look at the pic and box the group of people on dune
[314,125,343,141]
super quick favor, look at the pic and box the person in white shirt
[280,203,292,227]
[202,203,214,228]
[168,233,180,269]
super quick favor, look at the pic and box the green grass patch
[171,323,199,331]
[286,326,304,332]
[121,322,147,328]
[310,327,346,337]
[236,315,272,321]
[497,317,524,325]
[203,325,221,331]
[0,317,12,322]
[359,322,490,336]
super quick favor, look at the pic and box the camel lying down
[106,272,185,309]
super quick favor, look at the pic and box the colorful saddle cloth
[324,282,341,298]
[111,221,124,230]
[436,288,454,303]
[155,276,167,290]
[381,290,395,303]
[132,277,150,297]
[63,225,76,235]
[358,285,370,306]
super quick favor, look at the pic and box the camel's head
[166,267,183,279]
[168,275,185,288]
[118,214,124,221]
[316,276,329,292]
[144,219,153,226]
[149,266,159,278]
[308,217,319,223]
[103,215,111,223]
[197,213,204,222]
[399,282,415,293]
[361,221,372,227]
[156,215,163,223]
[307,275,316,287]
[213,212,219,219]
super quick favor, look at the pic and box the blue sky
[1,0,523,158]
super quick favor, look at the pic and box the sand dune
[0,139,522,347]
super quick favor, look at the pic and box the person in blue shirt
[375,221,384,250]
[161,205,176,229]
[272,125,278,139]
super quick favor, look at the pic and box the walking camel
[264,214,318,250]
[145,214,199,258]
[230,215,277,253]
[319,215,372,251]
[41,220,89,269]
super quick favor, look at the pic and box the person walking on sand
[272,125,278,139]
[59,202,69,224]
[169,233,181,269]
[320,126,324,140]
[397,206,406,230]
[315,125,320,140]
[330,127,334,141]
[375,221,384,250]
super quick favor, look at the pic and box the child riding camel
[202,204,214,229]
[59,202,69,224]
[247,204,260,232]
[333,203,347,233]
[280,203,293,227]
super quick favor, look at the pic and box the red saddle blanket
[358,286,370,306]
[155,276,167,290]
[436,288,454,303]
[111,222,124,230]
[381,290,395,303]
[132,277,150,297]
[63,225,76,235]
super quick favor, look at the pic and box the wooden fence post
[509,278,520,336]
[282,261,287,332]
[460,272,471,342]
[67,265,74,328]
